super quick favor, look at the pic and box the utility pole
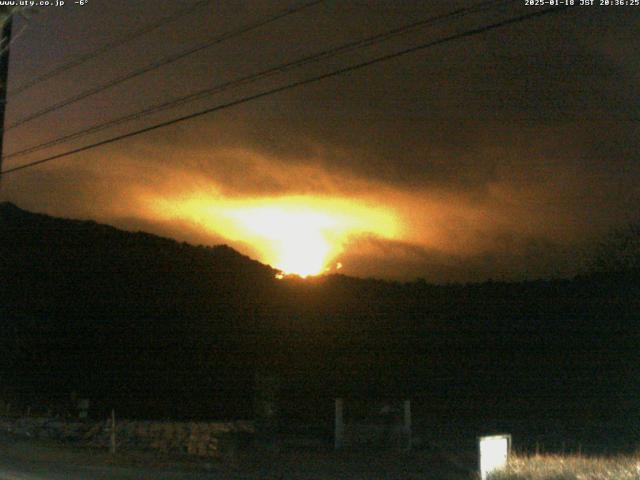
[0,8,13,181]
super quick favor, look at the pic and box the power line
[8,0,215,97]
[3,0,514,163]
[0,6,569,177]
[3,0,324,132]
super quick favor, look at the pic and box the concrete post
[78,398,90,419]
[403,399,412,450]
[478,434,511,480]
[335,398,344,449]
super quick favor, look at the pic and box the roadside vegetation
[489,452,640,480]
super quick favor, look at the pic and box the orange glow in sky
[144,194,401,277]
[229,205,338,276]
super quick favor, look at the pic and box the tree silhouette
[591,223,640,273]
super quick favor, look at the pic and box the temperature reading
[75,0,88,5]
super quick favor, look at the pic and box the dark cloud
[340,234,590,283]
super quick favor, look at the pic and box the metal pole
[334,398,344,449]
[0,11,12,179]
[110,409,116,454]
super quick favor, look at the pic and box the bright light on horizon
[143,194,401,278]
[230,205,336,277]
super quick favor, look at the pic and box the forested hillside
[1,202,638,437]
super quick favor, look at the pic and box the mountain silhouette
[1,202,638,445]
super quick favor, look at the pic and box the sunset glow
[144,194,401,277]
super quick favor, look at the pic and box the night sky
[1,0,638,282]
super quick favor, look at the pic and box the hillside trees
[591,222,640,273]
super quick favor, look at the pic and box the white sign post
[478,434,511,480]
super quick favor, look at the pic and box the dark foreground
[0,432,478,480]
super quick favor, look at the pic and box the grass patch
[489,453,640,480]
